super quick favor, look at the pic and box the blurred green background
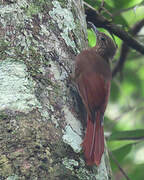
[86,0,144,179]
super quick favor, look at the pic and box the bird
[74,22,117,166]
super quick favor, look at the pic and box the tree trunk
[0,0,112,179]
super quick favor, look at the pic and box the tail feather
[82,112,104,166]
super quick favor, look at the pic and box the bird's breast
[75,50,112,82]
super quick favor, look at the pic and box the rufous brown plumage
[74,23,117,166]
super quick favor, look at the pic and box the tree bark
[0,0,112,179]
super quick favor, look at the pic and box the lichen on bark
[0,0,112,179]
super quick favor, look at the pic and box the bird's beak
[87,22,99,36]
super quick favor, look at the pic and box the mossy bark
[0,0,112,179]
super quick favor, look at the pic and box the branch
[112,19,144,77]
[84,2,144,54]
[109,150,131,180]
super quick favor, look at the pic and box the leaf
[128,164,144,180]
[110,144,133,170]
[109,129,144,141]
[111,144,133,161]
[107,0,143,9]
[87,29,96,47]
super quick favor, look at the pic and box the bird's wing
[77,72,110,120]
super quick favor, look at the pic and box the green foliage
[110,144,133,169]
[128,164,144,180]
[109,129,144,140]
[87,29,96,47]
[86,0,144,179]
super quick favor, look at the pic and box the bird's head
[88,22,117,61]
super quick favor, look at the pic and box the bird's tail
[82,112,104,166]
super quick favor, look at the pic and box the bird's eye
[100,36,106,41]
